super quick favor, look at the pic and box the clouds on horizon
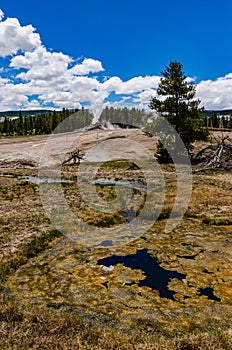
[196,74,232,110]
[0,10,231,113]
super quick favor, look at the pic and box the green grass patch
[100,159,131,169]
[202,216,232,226]
[184,210,201,219]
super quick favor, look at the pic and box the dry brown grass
[0,131,232,349]
[0,293,231,350]
[187,171,232,224]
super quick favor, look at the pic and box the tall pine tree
[150,61,208,162]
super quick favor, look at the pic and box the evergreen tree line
[99,106,151,126]
[1,103,231,139]
[0,106,151,137]
[0,108,92,136]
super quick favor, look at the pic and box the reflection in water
[24,176,73,184]
[0,173,73,184]
[98,240,113,247]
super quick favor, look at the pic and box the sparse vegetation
[0,292,231,349]
[0,129,231,349]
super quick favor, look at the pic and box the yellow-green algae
[5,218,232,335]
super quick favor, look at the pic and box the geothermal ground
[0,128,231,349]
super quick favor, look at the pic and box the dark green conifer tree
[149,61,208,162]
[18,110,24,135]
[3,116,9,134]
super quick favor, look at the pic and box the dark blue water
[98,249,220,301]
[177,254,198,260]
[99,240,113,247]
[98,249,186,299]
[177,249,203,260]
[199,287,220,301]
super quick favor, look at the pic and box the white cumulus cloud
[134,89,157,104]
[196,74,232,110]
[101,75,160,94]
[70,58,104,75]
[1,11,232,113]
[11,46,72,81]
[0,15,41,57]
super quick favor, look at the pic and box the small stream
[24,176,73,184]
[90,179,153,192]
[0,173,73,184]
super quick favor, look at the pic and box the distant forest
[0,106,231,137]
[0,107,150,136]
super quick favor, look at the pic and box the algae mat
[5,219,232,335]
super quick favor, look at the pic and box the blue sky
[0,0,232,112]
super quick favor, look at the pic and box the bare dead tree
[127,162,141,171]
[194,134,232,172]
[62,149,84,165]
